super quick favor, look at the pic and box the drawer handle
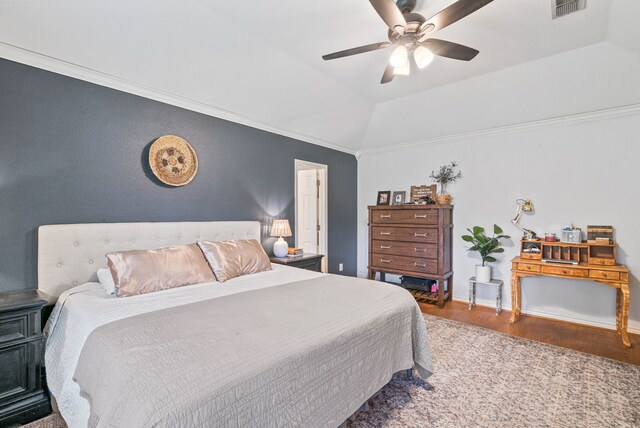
[380,259,392,263]
[415,248,427,252]
[380,215,392,218]
[602,273,608,278]
[380,245,391,249]
[380,232,392,235]
[415,214,427,218]
[562,269,568,274]
[414,262,427,268]
[414,233,427,237]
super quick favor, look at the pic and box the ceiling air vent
[552,0,586,19]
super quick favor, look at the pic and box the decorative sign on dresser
[367,205,453,307]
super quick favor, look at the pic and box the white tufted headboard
[38,221,261,303]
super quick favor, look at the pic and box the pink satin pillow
[197,239,271,282]
[106,244,216,297]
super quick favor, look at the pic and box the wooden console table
[510,256,631,347]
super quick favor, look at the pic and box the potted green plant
[430,161,462,204]
[461,225,511,282]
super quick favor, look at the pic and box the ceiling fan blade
[422,38,479,61]
[369,0,407,35]
[381,63,395,84]
[421,0,493,33]
[322,42,391,61]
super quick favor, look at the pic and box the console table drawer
[372,240,437,258]
[517,263,541,273]
[589,270,620,280]
[372,227,437,243]
[371,254,438,275]
[370,209,438,225]
[541,266,588,277]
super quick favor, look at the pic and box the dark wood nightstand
[270,253,324,272]
[0,290,51,426]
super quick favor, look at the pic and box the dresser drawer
[372,240,438,258]
[517,263,541,273]
[589,270,620,280]
[372,226,437,243]
[0,339,42,402]
[371,209,438,225]
[292,259,322,272]
[371,254,438,275]
[0,313,28,345]
[541,265,588,278]
[0,308,40,345]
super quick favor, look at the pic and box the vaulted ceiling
[1,0,639,154]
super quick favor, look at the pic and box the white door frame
[294,159,328,273]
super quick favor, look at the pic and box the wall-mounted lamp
[511,199,538,240]
[270,219,292,257]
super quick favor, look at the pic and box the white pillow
[97,268,116,295]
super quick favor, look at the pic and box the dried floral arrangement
[430,161,462,195]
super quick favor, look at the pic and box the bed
[40,221,433,428]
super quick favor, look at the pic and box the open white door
[297,169,318,254]
[295,160,328,273]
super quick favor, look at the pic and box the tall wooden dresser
[367,205,453,307]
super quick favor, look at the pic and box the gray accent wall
[0,58,357,293]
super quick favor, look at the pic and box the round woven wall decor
[149,135,198,186]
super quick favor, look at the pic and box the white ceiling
[1,0,639,154]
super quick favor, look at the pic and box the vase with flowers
[430,161,462,204]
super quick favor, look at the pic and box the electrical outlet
[338,263,344,272]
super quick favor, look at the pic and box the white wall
[357,113,640,333]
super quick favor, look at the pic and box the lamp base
[273,237,288,258]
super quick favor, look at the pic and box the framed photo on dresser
[392,191,406,205]
[376,191,391,205]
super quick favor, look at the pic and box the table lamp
[511,199,537,240]
[270,219,292,257]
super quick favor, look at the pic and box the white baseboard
[457,296,640,335]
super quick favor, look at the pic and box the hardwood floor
[419,300,640,365]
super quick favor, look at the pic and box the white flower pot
[476,265,491,283]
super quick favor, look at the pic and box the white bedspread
[45,265,433,427]
[45,265,324,428]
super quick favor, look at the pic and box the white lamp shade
[270,219,292,237]
[389,45,408,68]
[393,61,410,76]
[414,46,434,69]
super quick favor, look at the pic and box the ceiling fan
[322,0,493,84]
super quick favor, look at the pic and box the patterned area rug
[349,314,640,428]
[26,315,640,428]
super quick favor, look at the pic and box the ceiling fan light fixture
[393,61,410,76]
[393,25,406,35]
[414,46,434,69]
[389,45,408,68]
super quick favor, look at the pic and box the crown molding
[359,103,640,156]
[0,42,357,156]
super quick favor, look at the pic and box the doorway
[294,160,328,273]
